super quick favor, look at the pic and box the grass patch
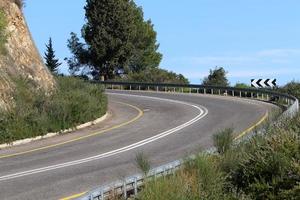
[213,128,234,155]
[0,76,107,144]
[135,152,151,176]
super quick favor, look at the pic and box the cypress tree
[44,38,61,74]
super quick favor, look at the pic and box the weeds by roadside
[0,76,107,144]
[135,112,300,200]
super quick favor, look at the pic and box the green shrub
[227,116,300,199]
[135,152,151,176]
[0,76,107,144]
[136,113,300,200]
[213,128,234,155]
[138,154,234,200]
[279,81,300,102]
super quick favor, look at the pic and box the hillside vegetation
[137,112,300,200]
[0,0,56,110]
[0,77,107,144]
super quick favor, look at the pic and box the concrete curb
[0,112,109,150]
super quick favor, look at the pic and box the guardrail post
[100,189,104,200]
[123,181,127,199]
[134,177,138,195]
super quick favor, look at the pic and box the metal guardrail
[77,81,299,200]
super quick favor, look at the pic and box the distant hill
[0,0,55,110]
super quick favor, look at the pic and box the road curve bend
[0,91,277,200]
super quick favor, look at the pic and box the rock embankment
[0,0,55,110]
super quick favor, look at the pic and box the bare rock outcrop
[0,0,55,110]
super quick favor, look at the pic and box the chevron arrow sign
[251,79,277,88]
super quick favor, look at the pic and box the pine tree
[66,0,136,80]
[44,38,61,74]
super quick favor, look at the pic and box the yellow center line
[60,192,86,200]
[60,110,270,200]
[0,102,144,159]
[234,111,269,140]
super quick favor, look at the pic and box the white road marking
[0,93,208,182]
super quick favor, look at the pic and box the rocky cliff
[0,0,55,110]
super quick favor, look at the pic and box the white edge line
[0,93,208,182]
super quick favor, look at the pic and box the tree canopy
[66,0,162,80]
[126,2,162,73]
[202,67,229,86]
[117,68,189,84]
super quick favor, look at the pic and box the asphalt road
[0,91,277,200]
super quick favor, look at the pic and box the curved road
[0,91,277,200]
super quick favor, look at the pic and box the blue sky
[24,0,300,86]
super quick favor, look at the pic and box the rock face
[0,0,55,110]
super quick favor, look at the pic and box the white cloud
[257,49,300,57]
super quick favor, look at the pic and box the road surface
[0,91,277,200]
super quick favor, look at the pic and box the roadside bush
[138,154,233,200]
[227,115,300,199]
[0,76,107,144]
[213,128,234,155]
[136,112,300,200]
[135,152,151,176]
[279,81,300,102]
